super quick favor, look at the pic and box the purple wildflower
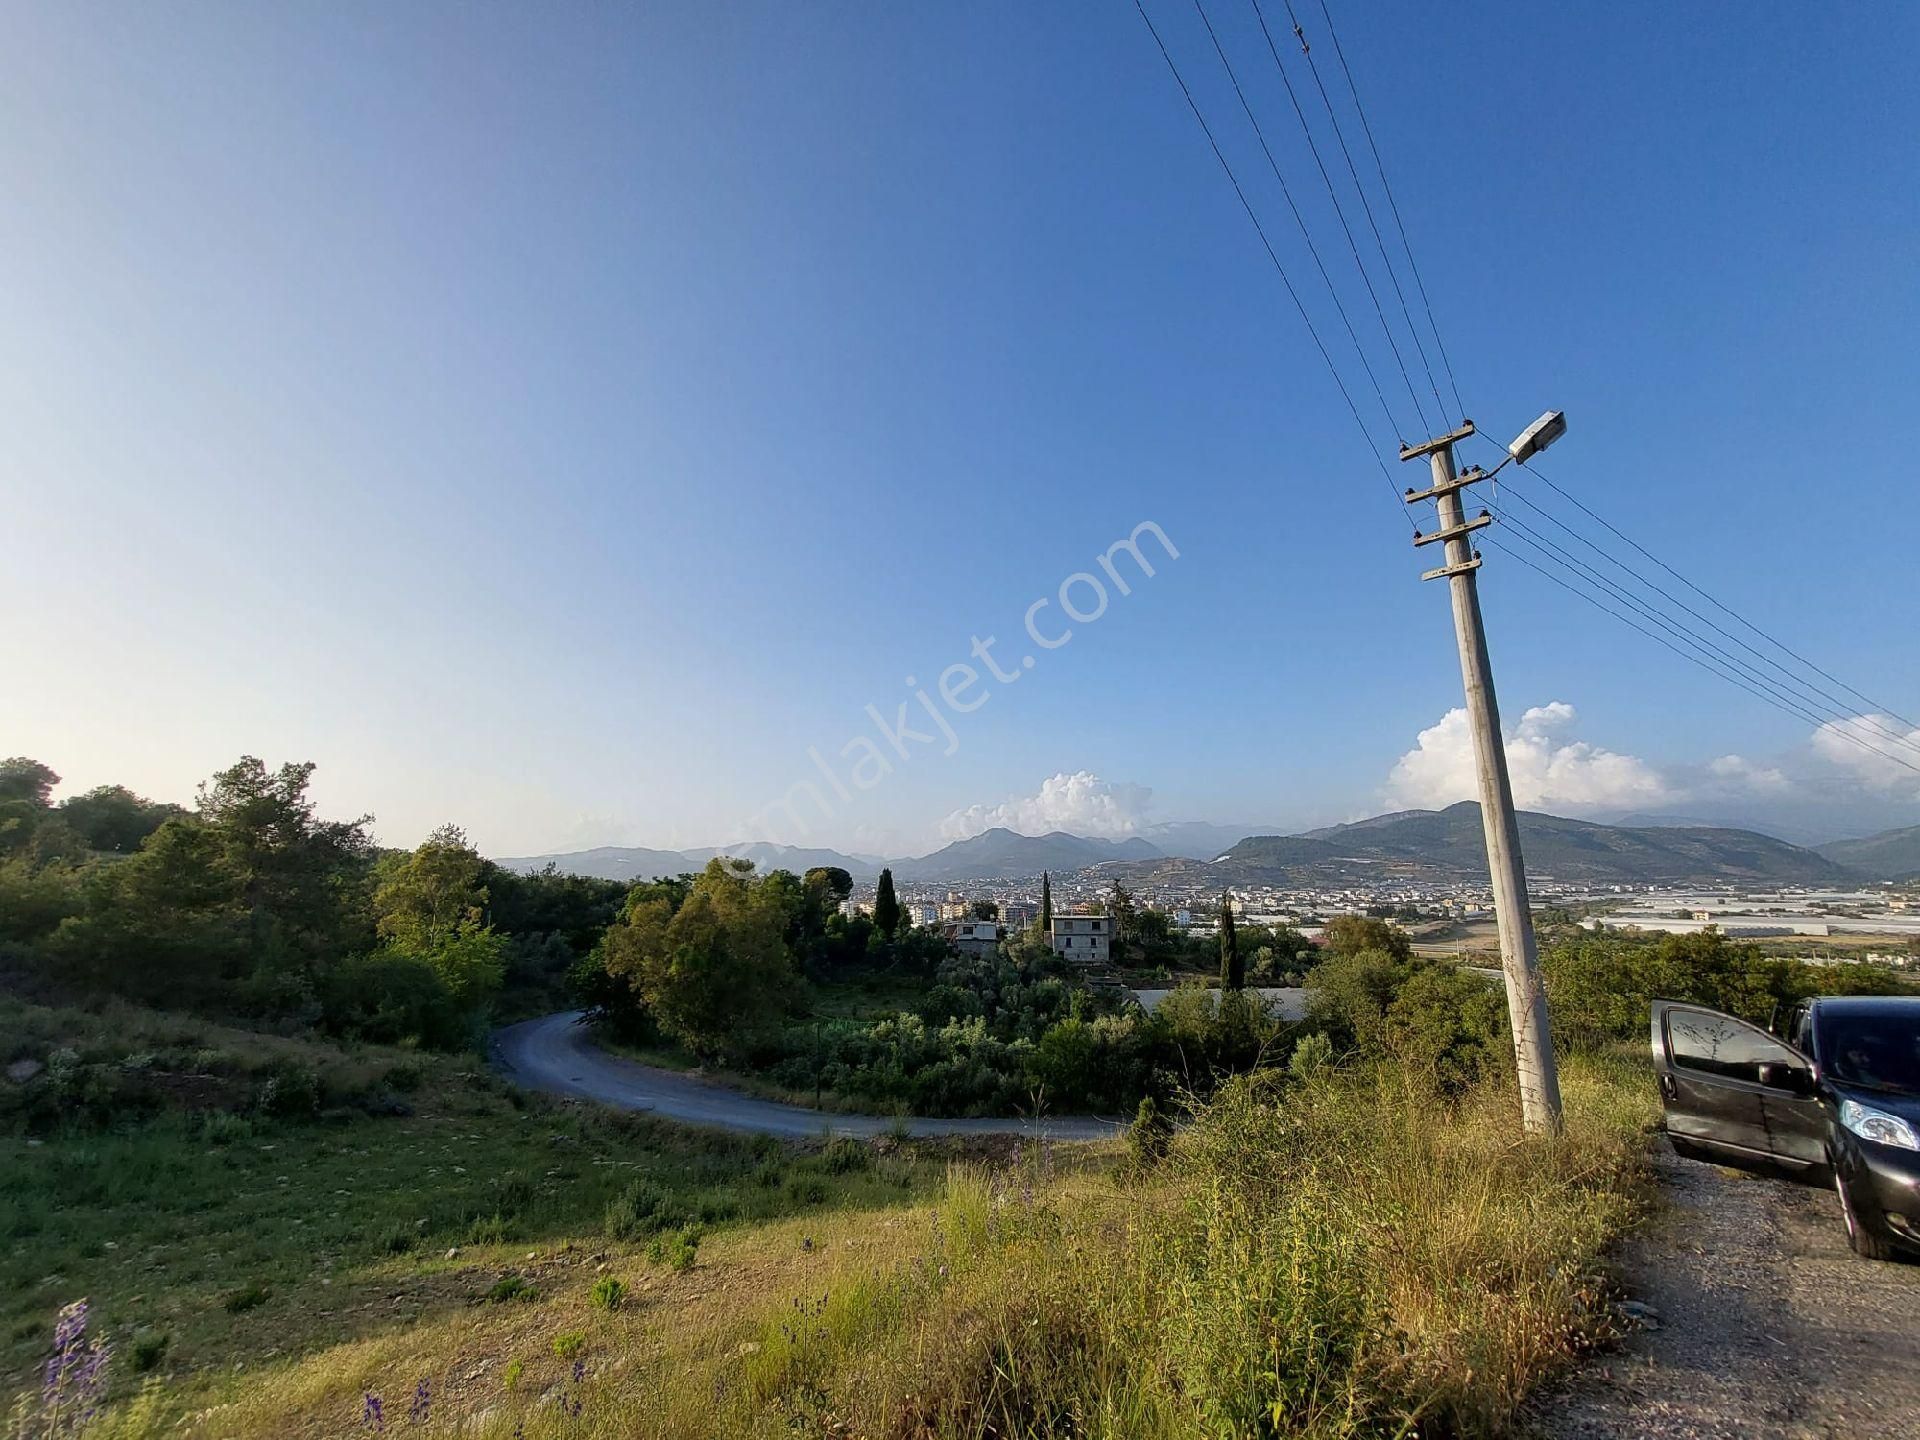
[408,1376,431,1425]
[362,1391,385,1432]
[38,1299,110,1437]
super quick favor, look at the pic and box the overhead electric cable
[1243,0,1433,435]
[1311,0,1466,418]
[1273,0,1448,423]
[1479,511,1920,777]
[1188,0,1407,447]
[1486,466,1920,759]
[1131,0,1413,526]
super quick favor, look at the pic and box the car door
[1651,1000,1825,1174]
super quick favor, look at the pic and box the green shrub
[254,1064,320,1119]
[130,1329,170,1373]
[464,1211,511,1246]
[604,1178,674,1241]
[222,1283,269,1314]
[818,1137,870,1175]
[487,1274,536,1304]
[645,1225,701,1271]
[589,1276,625,1312]
[1287,1031,1334,1080]
[1125,1094,1172,1171]
[552,1331,585,1360]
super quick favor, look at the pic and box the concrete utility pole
[1403,420,1564,1135]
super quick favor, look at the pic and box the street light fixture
[1507,410,1567,465]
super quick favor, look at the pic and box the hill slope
[1815,824,1920,882]
[1208,803,1851,885]
[892,828,1161,883]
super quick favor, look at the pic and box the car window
[1666,1007,1799,1083]
[1817,1012,1920,1097]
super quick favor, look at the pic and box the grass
[0,998,948,1433]
[5,989,1661,1439]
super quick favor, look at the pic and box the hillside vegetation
[6,752,1914,1436]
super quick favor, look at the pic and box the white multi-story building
[907,902,940,927]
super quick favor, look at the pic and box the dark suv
[1651,994,1920,1261]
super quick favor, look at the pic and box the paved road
[491,1010,1124,1140]
[1533,1146,1920,1439]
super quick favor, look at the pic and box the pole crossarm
[1403,464,1488,504]
[1398,419,1475,461]
[1412,513,1492,548]
[1419,555,1482,582]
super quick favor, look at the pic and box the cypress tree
[1039,871,1053,936]
[1219,890,1243,991]
[873,867,901,936]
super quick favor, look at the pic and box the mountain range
[1813,824,1920,882]
[498,805,1914,888]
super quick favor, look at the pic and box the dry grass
[58,1054,1656,1440]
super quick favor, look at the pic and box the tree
[195,757,375,954]
[803,867,853,907]
[1108,881,1136,963]
[1218,891,1243,991]
[971,900,998,922]
[873,868,901,936]
[0,758,59,808]
[49,818,250,1006]
[600,858,798,1059]
[370,824,506,1028]
[375,824,488,952]
[56,785,182,853]
[1040,872,1053,934]
[0,758,61,857]
[1323,913,1412,963]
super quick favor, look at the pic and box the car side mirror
[1756,1062,1812,1095]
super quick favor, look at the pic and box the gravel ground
[1531,1145,1920,1439]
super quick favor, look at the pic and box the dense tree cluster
[0,756,621,1048]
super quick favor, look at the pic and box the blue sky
[3,1,1916,857]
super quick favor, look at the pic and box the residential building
[942,920,999,958]
[1049,913,1112,965]
[1001,900,1039,929]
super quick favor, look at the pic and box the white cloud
[1706,754,1789,792]
[941,771,1153,840]
[1810,714,1920,796]
[1386,701,1670,814]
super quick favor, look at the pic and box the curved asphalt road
[491,1010,1123,1141]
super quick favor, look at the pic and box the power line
[1275,0,1448,424]
[1310,0,1467,419]
[1494,442,1920,735]
[1479,532,1866,740]
[1187,0,1405,448]
[1243,0,1433,436]
[1480,511,1920,778]
[1131,0,1412,526]
[1487,466,1920,759]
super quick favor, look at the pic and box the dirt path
[1534,1147,1920,1439]
[492,1010,1122,1140]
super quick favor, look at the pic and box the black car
[1652,994,1920,1261]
